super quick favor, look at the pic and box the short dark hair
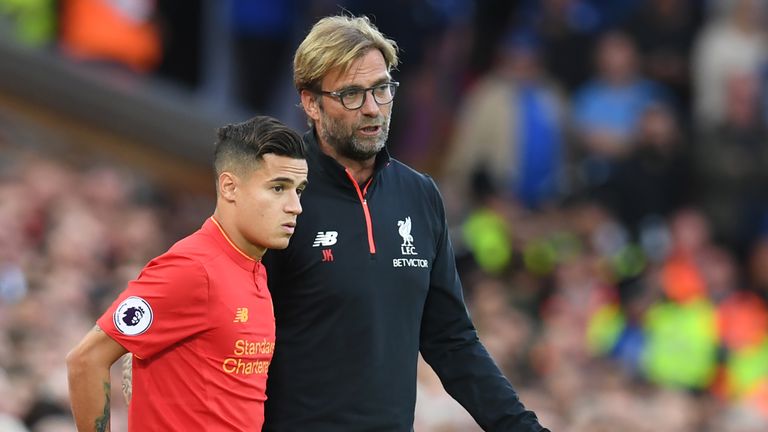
[214,116,306,179]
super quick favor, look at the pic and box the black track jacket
[262,130,547,432]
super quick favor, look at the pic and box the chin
[268,237,292,250]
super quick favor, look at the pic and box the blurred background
[2,0,768,431]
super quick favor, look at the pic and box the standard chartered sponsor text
[222,338,274,375]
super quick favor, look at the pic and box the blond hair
[294,15,399,91]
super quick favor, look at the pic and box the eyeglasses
[316,82,399,110]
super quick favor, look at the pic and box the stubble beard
[318,108,390,162]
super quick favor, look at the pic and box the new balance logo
[313,231,338,247]
[233,307,249,323]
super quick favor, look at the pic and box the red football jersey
[98,217,274,431]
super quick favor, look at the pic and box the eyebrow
[338,77,391,91]
[269,177,309,187]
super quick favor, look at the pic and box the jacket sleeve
[419,178,548,432]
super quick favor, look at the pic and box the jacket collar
[304,128,391,188]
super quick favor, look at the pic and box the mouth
[282,222,296,234]
[358,125,381,136]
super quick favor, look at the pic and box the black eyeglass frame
[314,81,400,110]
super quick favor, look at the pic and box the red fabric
[60,0,161,71]
[98,218,274,431]
[661,254,706,303]
[718,291,768,350]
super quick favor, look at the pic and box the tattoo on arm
[94,380,110,432]
[122,353,133,404]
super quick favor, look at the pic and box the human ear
[300,89,321,122]
[219,172,238,202]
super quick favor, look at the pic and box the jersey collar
[203,217,261,272]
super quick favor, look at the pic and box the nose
[360,89,381,116]
[285,191,303,215]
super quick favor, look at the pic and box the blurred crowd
[3,0,768,431]
[0,132,214,431]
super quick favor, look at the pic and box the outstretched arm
[420,178,547,431]
[66,325,129,432]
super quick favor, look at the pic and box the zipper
[344,169,376,254]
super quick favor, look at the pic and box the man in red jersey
[66,115,308,432]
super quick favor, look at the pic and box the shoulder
[165,229,222,266]
[386,159,439,191]
[385,159,444,212]
[465,75,513,100]
[141,251,209,283]
[141,232,214,283]
[574,80,603,100]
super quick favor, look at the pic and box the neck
[318,139,376,185]
[211,210,265,261]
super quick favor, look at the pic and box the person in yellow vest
[0,0,56,47]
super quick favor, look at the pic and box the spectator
[693,70,768,258]
[0,0,56,47]
[59,0,162,72]
[572,31,668,196]
[606,103,691,237]
[520,0,603,91]
[624,0,702,118]
[692,0,768,126]
[443,28,568,210]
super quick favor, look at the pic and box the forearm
[420,296,545,430]
[422,202,547,430]
[121,353,132,404]
[423,340,546,432]
[67,351,112,432]
[66,325,127,432]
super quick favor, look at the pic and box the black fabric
[263,130,546,432]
